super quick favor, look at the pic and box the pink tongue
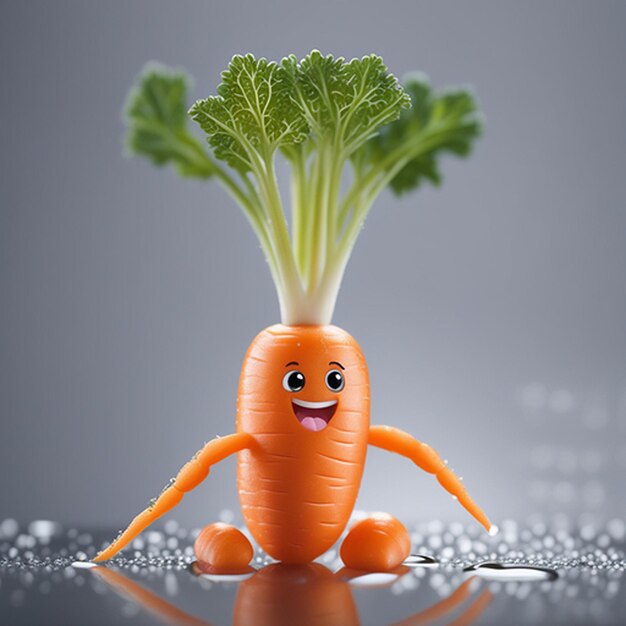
[300,416,328,432]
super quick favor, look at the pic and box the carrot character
[94,52,494,570]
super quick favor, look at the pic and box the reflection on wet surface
[1,517,625,625]
[462,562,558,582]
[91,562,492,626]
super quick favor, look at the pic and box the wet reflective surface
[462,562,558,582]
[1,517,625,625]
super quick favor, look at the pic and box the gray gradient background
[1,1,625,531]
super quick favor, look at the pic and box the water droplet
[16,534,37,549]
[463,561,558,581]
[27,520,62,539]
[0,518,19,539]
[146,531,163,544]
[403,554,439,567]
[607,519,625,541]
[71,561,97,569]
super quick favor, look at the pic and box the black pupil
[288,372,305,391]
[327,371,343,390]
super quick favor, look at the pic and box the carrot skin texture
[368,425,492,532]
[368,427,445,474]
[237,324,370,563]
[93,433,253,562]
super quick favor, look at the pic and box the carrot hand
[93,432,253,562]
[368,425,494,534]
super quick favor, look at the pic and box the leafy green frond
[283,51,410,154]
[124,54,483,326]
[124,63,214,178]
[359,74,483,195]
[189,55,309,172]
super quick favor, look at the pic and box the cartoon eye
[325,369,345,392]
[282,370,305,392]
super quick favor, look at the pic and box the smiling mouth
[291,399,338,432]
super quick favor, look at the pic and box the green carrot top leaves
[359,75,483,195]
[190,54,309,173]
[282,51,410,151]
[124,64,214,179]
[124,51,483,325]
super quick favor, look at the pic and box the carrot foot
[194,523,254,574]
[339,513,411,572]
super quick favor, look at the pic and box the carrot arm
[368,425,494,533]
[94,432,255,562]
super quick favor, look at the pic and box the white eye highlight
[325,369,344,392]
[282,370,305,392]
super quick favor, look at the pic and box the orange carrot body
[94,323,493,565]
[236,324,370,563]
